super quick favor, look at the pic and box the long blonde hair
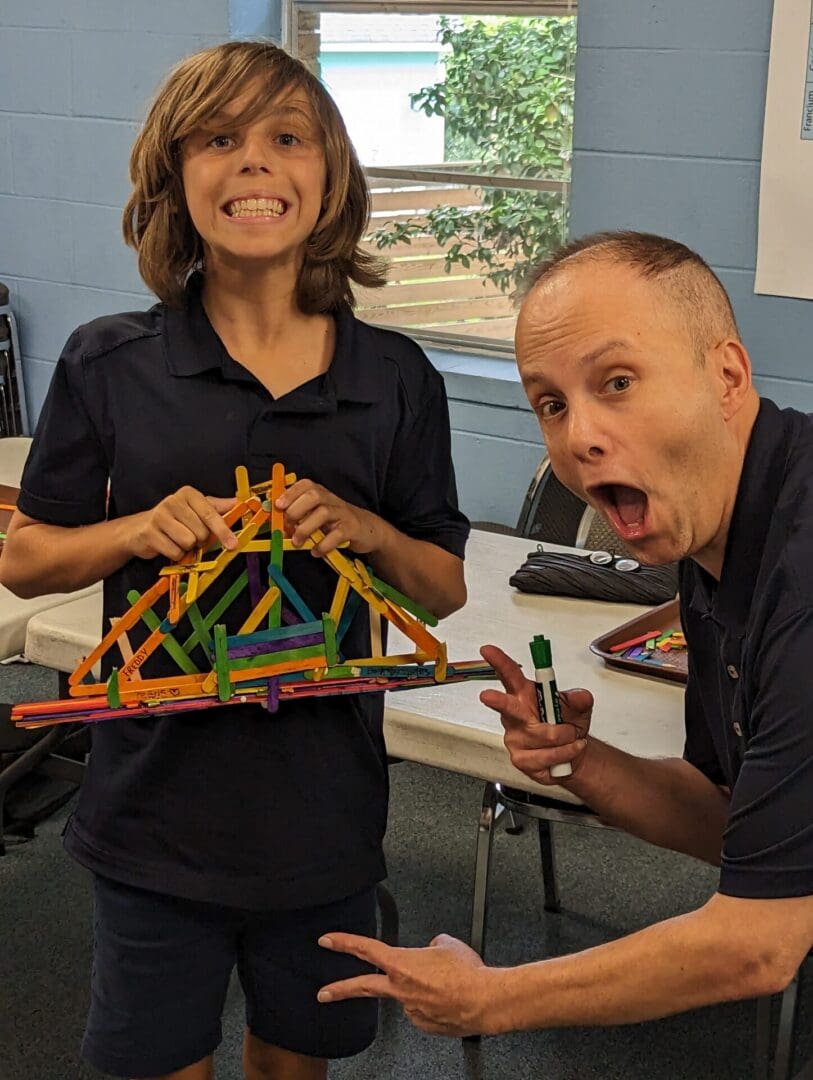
[123,41,386,309]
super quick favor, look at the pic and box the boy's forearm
[363,513,466,619]
[567,738,729,865]
[0,514,140,597]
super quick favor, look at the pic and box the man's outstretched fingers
[480,644,529,695]
[317,972,396,1003]
[318,931,394,968]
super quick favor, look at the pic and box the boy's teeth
[227,197,285,217]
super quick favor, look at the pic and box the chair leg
[772,972,800,1080]
[470,782,499,958]
[537,818,561,913]
[375,883,399,948]
[755,996,773,1080]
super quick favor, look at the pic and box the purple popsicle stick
[227,633,324,659]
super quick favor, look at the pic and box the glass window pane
[357,178,567,345]
[301,8,576,349]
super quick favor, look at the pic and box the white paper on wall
[755,0,813,299]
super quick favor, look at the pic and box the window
[285,1,577,354]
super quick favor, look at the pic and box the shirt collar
[689,398,797,630]
[162,273,383,404]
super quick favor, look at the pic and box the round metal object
[614,558,640,573]
[588,550,613,566]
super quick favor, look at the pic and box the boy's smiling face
[181,78,327,275]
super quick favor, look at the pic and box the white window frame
[284,0,577,357]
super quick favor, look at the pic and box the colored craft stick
[110,617,142,680]
[345,654,420,667]
[229,643,326,671]
[323,614,338,667]
[266,676,280,714]
[267,563,315,623]
[304,665,361,680]
[227,620,323,648]
[125,589,201,676]
[182,570,248,655]
[329,575,350,627]
[235,465,251,517]
[269,529,284,627]
[69,575,170,691]
[237,585,282,635]
[229,654,329,683]
[69,672,207,703]
[369,608,383,658]
[213,625,231,702]
[337,590,362,645]
[227,633,324,659]
[609,630,662,654]
[270,462,286,536]
[246,553,264,609]
[106,670,121,708]
[168,573,182,626]
[370,573,438,627]
[185,601,212,656]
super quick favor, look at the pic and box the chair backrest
[515,456,631,556]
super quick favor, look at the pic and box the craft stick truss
[13,464,494,729]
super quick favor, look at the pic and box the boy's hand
[479,643,594,784]
[275,479,382,557]
[128,487,237,562]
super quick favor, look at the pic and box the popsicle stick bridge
[12,464,494,730]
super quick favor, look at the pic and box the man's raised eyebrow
[577,339,633,367]
[524,338,634,392]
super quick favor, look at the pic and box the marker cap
[530,634,552,669]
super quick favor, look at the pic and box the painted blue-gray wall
[4,1,807,526]
[571,0,813,412]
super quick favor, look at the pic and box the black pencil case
[509,548,679,605]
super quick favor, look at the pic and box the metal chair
[754,961,811,1080]
[474,454,632,555]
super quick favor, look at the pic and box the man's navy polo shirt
[18,279,469,910]
[680,398,813,899]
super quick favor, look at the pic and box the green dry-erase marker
[529,634,572,779]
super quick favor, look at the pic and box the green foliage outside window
[371,15,577,295]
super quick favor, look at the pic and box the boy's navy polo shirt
[679,398,813,900]
[18,278,469,910]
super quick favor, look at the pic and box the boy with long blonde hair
[2,41,468,1080]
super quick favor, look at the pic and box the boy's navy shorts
[82,873,378,1078]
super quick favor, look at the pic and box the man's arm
[317,891,813,1037]
[562,739,729,865]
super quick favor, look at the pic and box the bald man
[315,231,813,1039]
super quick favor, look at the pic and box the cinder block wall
[7,2,805,524]
[571,0,813,411]
[0,2,230,417]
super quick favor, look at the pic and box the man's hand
[275,478,381,557]
[479,643,594,784]
[127,487,237,561]
[317,932,500,1036]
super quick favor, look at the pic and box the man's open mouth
[223,197,288,218]
[589,483,649,540]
